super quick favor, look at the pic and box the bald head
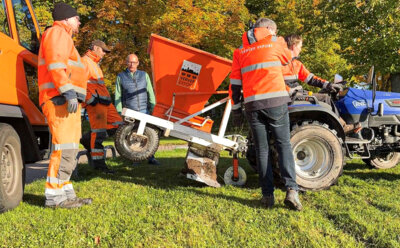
[126,54,139,73]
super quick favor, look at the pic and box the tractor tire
[115,123,159,162]
[290,121,344,191]
[0,123,24,213]
[363,152,400,169]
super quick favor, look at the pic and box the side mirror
[334,74,343,84]
[378,102,384,116]
[367,66,375,85]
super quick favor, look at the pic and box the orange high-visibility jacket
[229,28,292,112]
[283,58,328,91]
[81,50,112,106]
[38,21,87,106]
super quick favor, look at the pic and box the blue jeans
[246,104,298,196]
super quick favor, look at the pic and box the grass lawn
[1,149,400,247]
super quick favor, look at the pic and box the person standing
[80,40,123,174]
[38,2,91,208]
[114,54,160,165]
[229,18,302,210]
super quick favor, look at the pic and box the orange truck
[0,0,49,212]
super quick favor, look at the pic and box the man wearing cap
[80,40,123,173]
[38,2,92,208]
[114,54,160,165]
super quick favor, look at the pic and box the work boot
[148,157,161,165]
[45,198,83,209]
[93,159,115,174]
[261,194,275,208]
[284,189,303,211]
[72,197,93,205]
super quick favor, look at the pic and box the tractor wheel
[289,121,344,191]
[115,123,159,162]
[363,152,400,169]
[0,123,24,213]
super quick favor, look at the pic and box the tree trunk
[390,73,400,92]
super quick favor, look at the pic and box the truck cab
[0,0,49,212]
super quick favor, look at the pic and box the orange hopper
[148,34,232,133]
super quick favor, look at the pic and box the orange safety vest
[81,50,112,106]
[283,58,327,91]
[38,21,87,106]
[229,28,292,112]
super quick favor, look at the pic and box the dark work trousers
[245,104,298,196]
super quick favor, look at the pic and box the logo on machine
[352,100,367,108]
[177,60,202,90]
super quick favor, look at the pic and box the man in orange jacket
[80,40,123,173]
[38,2,91,208]
[229,18,302,210]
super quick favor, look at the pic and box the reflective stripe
[47,176,68,185]
[92,128,107,133]
[271,36,277,42]
[45,183,73,194]
[68,54,85,68]
[52,143,79,151]
[230,79,242,86]
[241,61,282,74]
[86,96,96,105]
[88,79,105,85]
[59,84,87,96]
[97,80,105,84]
[284,75,298,80]
[91,148,104,153]
[39,82,56,91]
[99,96,111,101]
[305,73,314,83]
[38,57,46,66]
[92,156,104,160]
[232,103,241,110]
[322,81,329,89]
[48,62,67,70]
[244,91,289,103]
[112,121,124,126]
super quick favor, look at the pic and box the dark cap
[91,40,111,53]
[52,2,78,21]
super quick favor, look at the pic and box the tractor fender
[0,104,42,163]
[288,105,345,139]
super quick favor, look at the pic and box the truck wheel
[0,123,24,213]
[114,123,159,162]
[290,121,344,191]
[363,152,400,169]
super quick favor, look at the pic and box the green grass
[2,151,400,247]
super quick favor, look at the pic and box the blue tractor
[246,66,400,190]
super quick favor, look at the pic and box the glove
[67,98,78,113]
[325,82,343,93]
[288,85,303,96]
[232,109,243,127]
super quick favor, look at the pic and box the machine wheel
[223,166,247,186]
[290,121,344,191]
[363,152,400,169]
[115,123,159,162]
[0,123,24,213]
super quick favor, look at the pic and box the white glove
[289,85,303,96]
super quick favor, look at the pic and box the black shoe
[94,166,115,174]
[261,194,275,208]
[148,157,160,165]
[284,189,303,211]
[45,198,83,209]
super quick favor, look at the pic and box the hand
[326,83,343,93]
[288,85,303,96]
[232,109,243,127]
[67,98,78,113]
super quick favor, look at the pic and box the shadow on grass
[343,161,400,181]
[23,193,45,207]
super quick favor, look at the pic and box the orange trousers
[42,100,81,205]
[85,103,122,163]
